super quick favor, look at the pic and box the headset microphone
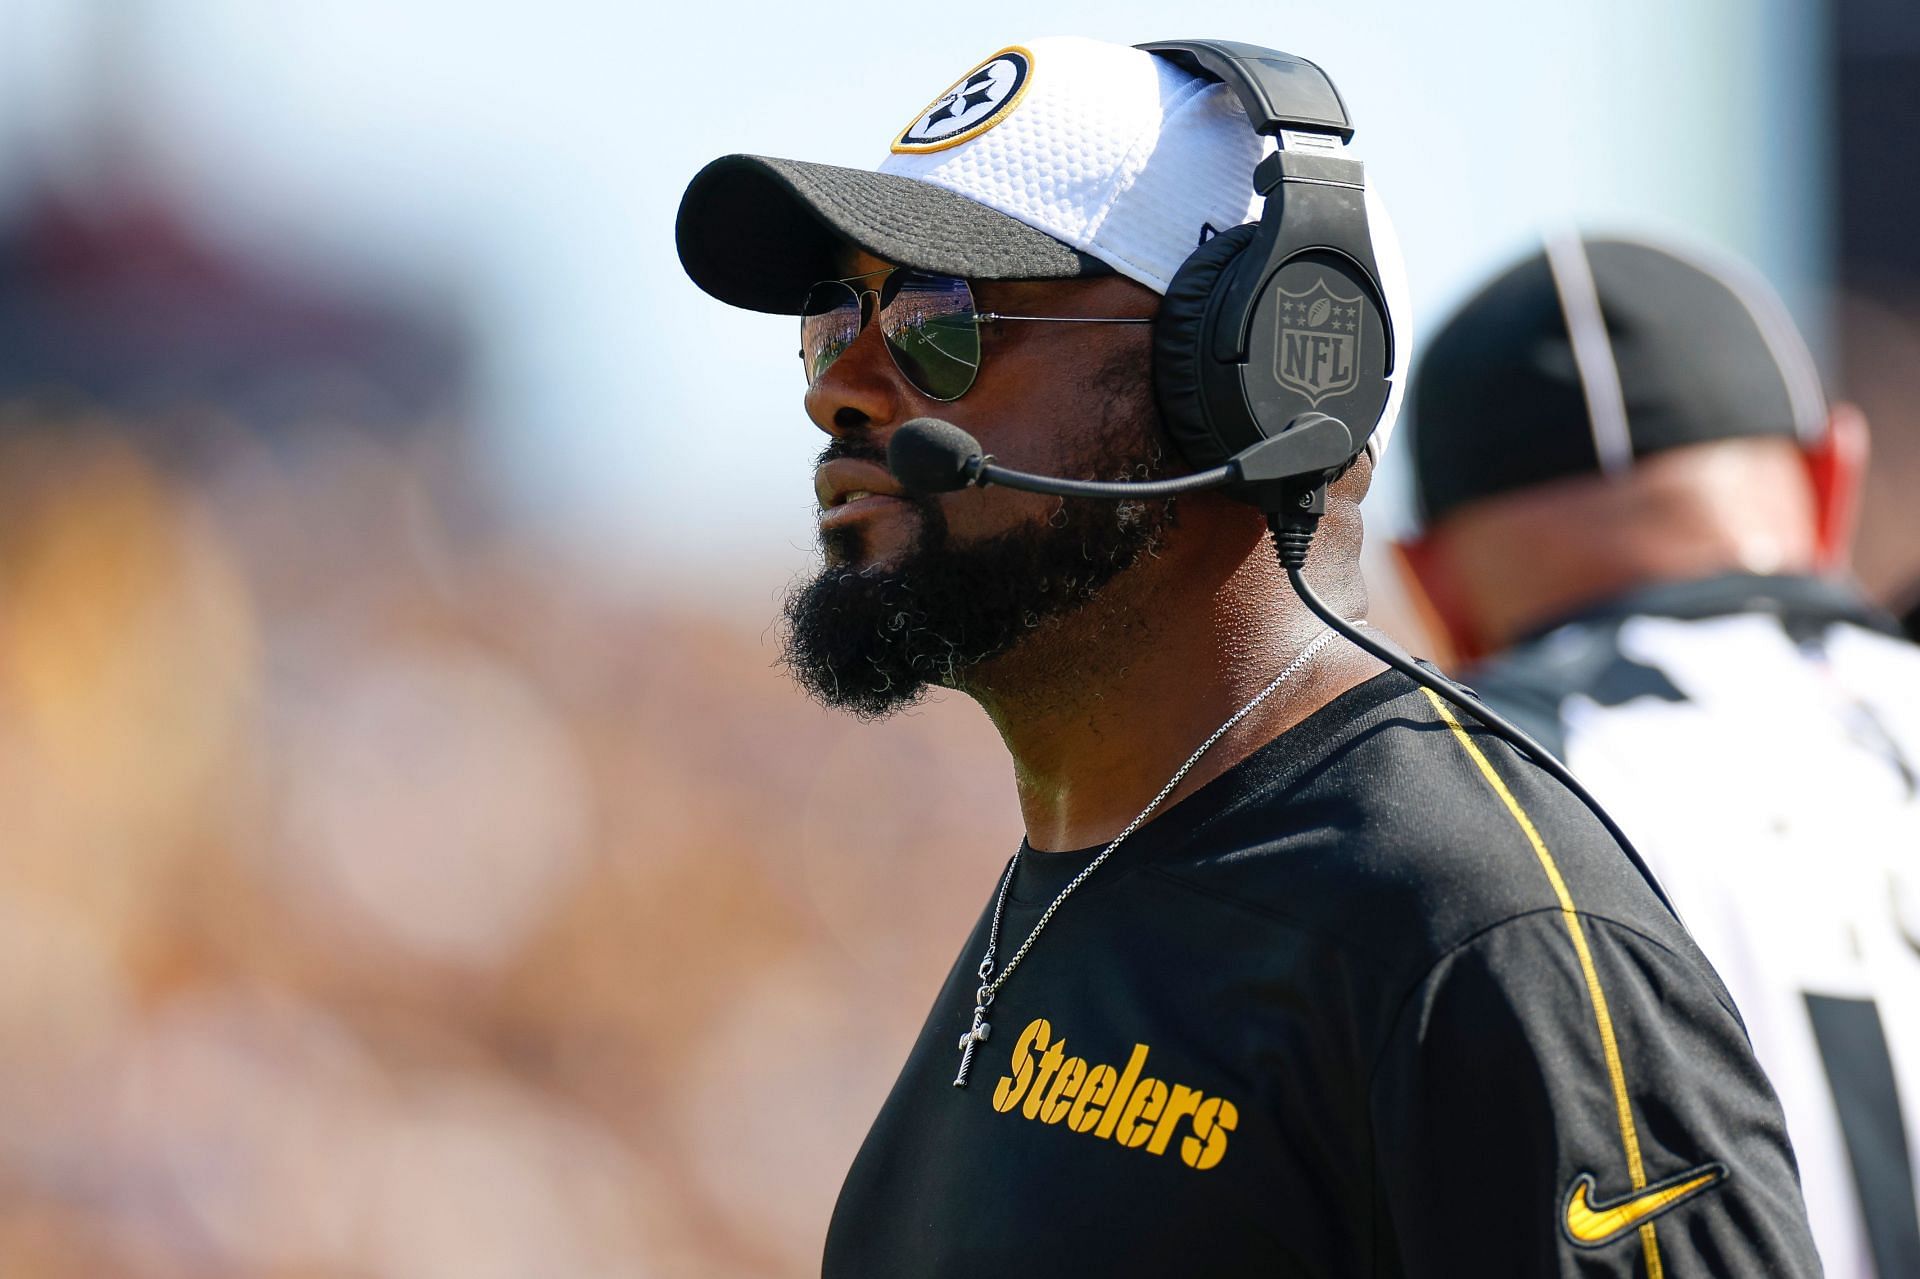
[888,417,1237,498]
[888,415,1355,505]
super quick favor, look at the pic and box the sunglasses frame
[800,266,1154,402]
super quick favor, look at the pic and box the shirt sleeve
[1368,910,1823,1277]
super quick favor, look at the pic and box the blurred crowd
[0,188,1032,1277]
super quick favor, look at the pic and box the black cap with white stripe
[1408,234,1827,526]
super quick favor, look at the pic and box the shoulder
[1465,613,1694,753]
[1383,908,1739,1067]
[1466,575,1920,732]
[1151,672,1691,981]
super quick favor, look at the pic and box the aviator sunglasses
[800,267,1153,402]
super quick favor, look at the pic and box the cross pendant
[952,1009,991,1087]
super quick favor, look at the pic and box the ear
[1803,402,1870,573]
[1390,534,1472,667]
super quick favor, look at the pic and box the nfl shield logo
[1274,279,1364,406]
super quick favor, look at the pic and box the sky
[0,0,1829,594]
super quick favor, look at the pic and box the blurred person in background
[678,37,1821,1276]
[1397,232,1920,1279]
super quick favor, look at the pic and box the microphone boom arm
[909,412,1358,507]
[973,458,1237,499]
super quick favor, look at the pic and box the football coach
[674,35,1822,1277]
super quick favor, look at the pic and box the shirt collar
[1520,572,1903,644]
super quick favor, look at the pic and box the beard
[780,401,1174,720]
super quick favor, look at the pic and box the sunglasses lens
[800,280,863,385]
[879,272,980,401]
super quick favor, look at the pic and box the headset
[1141,39,1394,516]
[886,39,1679,919]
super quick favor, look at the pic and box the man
[677,38,1821,1276]
[1399,233,1920,1277]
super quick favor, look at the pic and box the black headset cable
[1269,511,1679,919]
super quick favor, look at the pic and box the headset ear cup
[1154,223,1262,472]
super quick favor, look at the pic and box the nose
[805,310,910,439]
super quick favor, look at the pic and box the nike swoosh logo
[1563,1163,1729,1246]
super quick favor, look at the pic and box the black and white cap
[1408,234,1828,526]
[676,35,1413,460]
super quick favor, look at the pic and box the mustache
[816,436,890,469]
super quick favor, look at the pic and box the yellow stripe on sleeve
[1419,687,1665,1278]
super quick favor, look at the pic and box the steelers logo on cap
[892,47,1033,154]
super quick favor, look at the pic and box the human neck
[1474,522,1818,650]
[964,542,1380,853]
[1450,445,1822,652]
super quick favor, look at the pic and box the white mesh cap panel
[879,35,1410,463]
[878,38,1267,293]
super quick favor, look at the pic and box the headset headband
[1135,40,1353,140]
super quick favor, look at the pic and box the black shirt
[823,670,1821,1277]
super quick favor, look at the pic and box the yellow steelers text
[990,1016,1237,1170]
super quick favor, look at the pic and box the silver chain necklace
[953,626,1341,1087]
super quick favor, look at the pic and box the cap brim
[675,154,1109,315]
